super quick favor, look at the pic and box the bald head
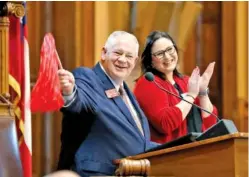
[43,170,80,177]
[104,31,139,56]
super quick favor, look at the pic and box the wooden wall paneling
[135,2,176,48]
[221,2,237,123]
[81,2,94,67]
[182,28,197,76]
[94,1,109,63]
[74,1,95,68]
[153,2,175,33]
[53,1,75,71]
[178,2,203,73]
[179,2,198,76]
[168,1,184,74]
[26,2,44,177]
[168,1,186,74]
[136,2,158,48]
[94,1,130,63]
[236,2,248,132]
[108,2,130,33]
[178,2,203,51]
[74,1,82,68]
[168,2,184,48]
[125,2,159,90]
[202,2,222,115]
[27,2,42,84]
[52,111,63,170]
[31,113,44,177]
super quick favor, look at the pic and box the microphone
[144,72,238,141]
[144,72,220,121]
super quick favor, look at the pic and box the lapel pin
[105,88,120,98]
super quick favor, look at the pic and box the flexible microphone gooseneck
[144,72,220,122]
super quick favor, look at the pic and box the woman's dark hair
[140,31,182,80]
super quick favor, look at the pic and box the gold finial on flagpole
[0,2,24,102]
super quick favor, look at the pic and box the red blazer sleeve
[134,77,183,135]
[201,103,218,130]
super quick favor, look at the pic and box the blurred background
[24,1,248,177]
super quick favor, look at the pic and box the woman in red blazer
[134,31,218,144]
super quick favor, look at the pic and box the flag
[31,33,64,112]
[9,2,32,177]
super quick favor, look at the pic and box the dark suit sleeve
[57,111,94,170]
[57,112,80,170]
[61,68,98,114]
[58,68,98,170]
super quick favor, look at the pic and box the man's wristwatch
[198,87,209,96]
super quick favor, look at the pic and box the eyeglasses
[152,45,176,60]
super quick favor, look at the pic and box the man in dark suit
[57,31,159,177]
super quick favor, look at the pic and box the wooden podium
[115,133,248,177]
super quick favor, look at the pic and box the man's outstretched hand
[58,69,75,96]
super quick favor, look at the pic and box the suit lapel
[124,83,148,140]
[112,95,141,135]
[93,63,143,138]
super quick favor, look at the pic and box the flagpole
[43,1,54,175]
[0,2,25,99]
[0,2,25,177]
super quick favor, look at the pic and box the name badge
[105,88,120,98]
